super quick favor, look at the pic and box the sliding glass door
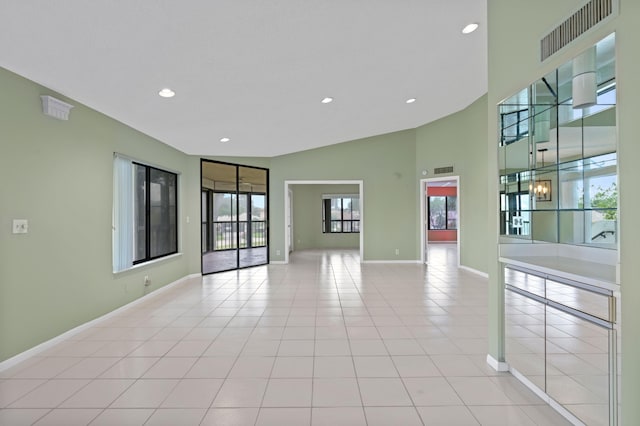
[201,160,268,274]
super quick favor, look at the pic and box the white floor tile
[364,407,423,426]
[255,407,311,426]
[32,408,101,425]
[261,378,312,407]
[0,247,586,425]
[312,378,361,407]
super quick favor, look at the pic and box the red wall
[427,186,457,242]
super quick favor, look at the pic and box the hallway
[0,247,569,425]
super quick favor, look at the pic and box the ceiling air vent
[540,0,616,62]
[434,166,454,175]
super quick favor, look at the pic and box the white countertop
[499,255,618,291]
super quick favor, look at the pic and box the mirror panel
[498,33,616,249]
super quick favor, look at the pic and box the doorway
[284,180,364,264]
[201,160,269,274]
[420,176,460,265]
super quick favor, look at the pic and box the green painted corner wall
[487,0,640,423]
[269,130,418,262]
[291,184,360,250]
[0,67,192,362]
[416,94,489,273]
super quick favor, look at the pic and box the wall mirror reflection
[499,33,616,249]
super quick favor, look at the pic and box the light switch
[12,219,28,234]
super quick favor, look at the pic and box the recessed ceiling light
[321,97,334,104]
[158,88,175,98]
[462,23,479,34]
[406,98,417,104]
[220,137,230,143]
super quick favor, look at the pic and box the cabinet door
[546,304,610,426]
[505,289,546,390]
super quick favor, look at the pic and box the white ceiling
[0,0,487,157]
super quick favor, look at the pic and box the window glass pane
[330,199,341,220]
[343,221,352,232]
[149,168,177,258]
[447,196,458,230]
[251,194,266,220]
[134,164,146,262]
[213,193,232,221]
[351,198,360,220]
[331,221,342,232]
[202,191,208,220]
[429,196,446,230]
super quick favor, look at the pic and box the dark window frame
[132,162,178,264]
[427,195,457,231]
[322,197,360,234]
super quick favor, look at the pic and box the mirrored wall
[201,160,269,274]
[499,33,617,249]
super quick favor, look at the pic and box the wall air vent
[434,166,454,175]
[540,0,616,61]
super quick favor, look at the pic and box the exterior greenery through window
[322,196,360,233]
[428,196,457,230]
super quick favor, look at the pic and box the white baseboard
[486,354,509,372]
[459,265,489,278]
[269,261,286,265]
[363,260,422,264]
[0,273,201,372]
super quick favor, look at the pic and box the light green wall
[269,130,418,261]
[291,184,360,250]
[0,43,493,364]
[416,95,489,272]
[0,67,192,362]
[487,1,640,423]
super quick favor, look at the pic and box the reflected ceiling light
[406,98,417,104]
[462,23,479,34]
[158,88,175,98]
[220,137,230,143]
[321,97,334,104]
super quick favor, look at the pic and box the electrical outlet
[144,276,151,287]
[276,250,281,256]
[395,248,399,256]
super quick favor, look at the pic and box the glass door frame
[200,159,269,274]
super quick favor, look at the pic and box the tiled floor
[0,245,572,425]
[202,247,268,274]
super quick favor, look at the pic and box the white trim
[485,354,509,372]
[459,265,489,278]
[113,252,183,275]
[269,261,286,265]
[284,180,364,264]
[0,273,201,372]
[363,260,422,264]
[420,176,460,266]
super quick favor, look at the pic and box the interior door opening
[421,176,460,267]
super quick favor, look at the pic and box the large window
[428,196,457,230]
[322,195,360,233]
[113,155,178,272]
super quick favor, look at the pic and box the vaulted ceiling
[0,1,487,157]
